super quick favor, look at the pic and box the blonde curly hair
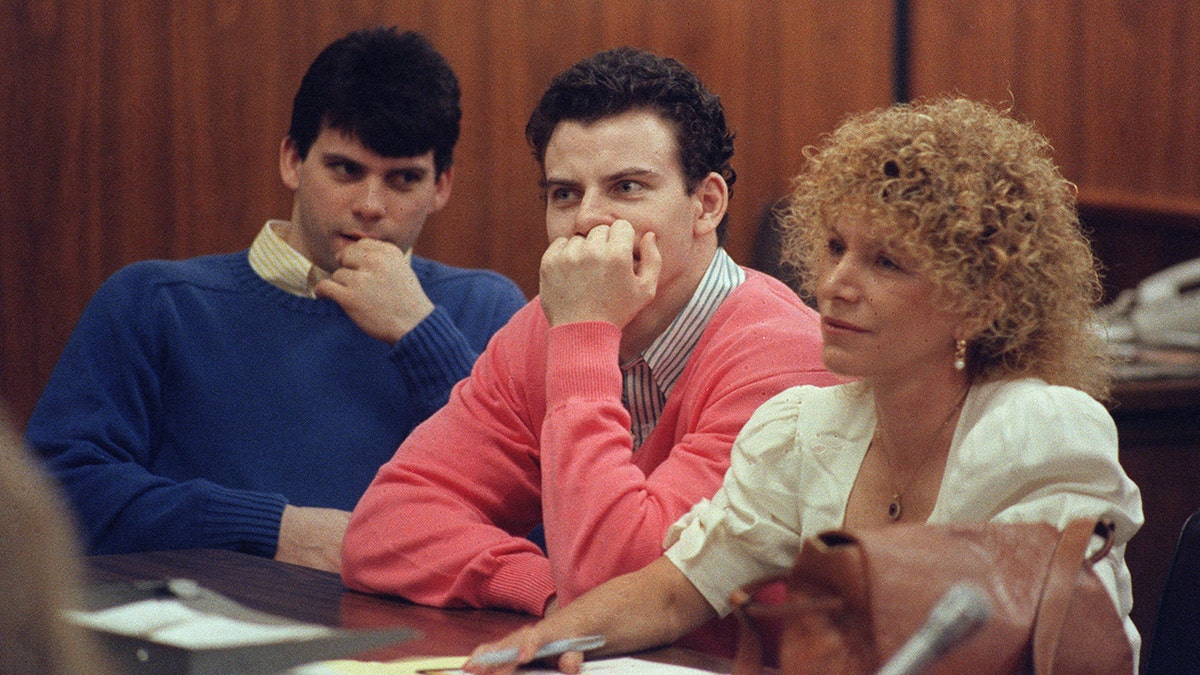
[779,97,1111,400]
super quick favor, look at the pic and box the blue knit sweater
[26,251,525,557]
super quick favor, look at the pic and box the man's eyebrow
[543,168,659,186]
[607,168,658,182]
[388,164,430,177]
[319,151,359,165]
[541,177,579,190]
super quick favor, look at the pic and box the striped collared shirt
[622,248,746,450]
[246,220,331,298]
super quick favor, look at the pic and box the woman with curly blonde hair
[465,98,1143,673]
[781,96,1110,400]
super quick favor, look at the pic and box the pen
[467,635,607,667]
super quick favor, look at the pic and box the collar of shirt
[247,220,331,298]
[637,247,746,398]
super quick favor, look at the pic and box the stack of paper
[293,656,719,674]
[70,579,417,675]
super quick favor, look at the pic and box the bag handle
[730,577,844,675]
[1031,518,1115,674]
[730,576,782,675]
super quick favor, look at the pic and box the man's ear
[279,137,302,191]
[693,172,728,238]
[431,165,454,213]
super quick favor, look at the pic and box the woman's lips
[822,316,868,334]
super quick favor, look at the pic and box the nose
[354,179,386,221]
[817,257,860,305]
[572,191,614,236]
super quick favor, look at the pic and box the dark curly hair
[288,27,461,175]
[526,47,736,243]
[780,97,1111,399]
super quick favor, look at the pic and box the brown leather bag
[729,519,1133,674]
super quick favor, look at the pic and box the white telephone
[1098,258,1200,349]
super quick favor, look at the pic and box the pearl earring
[954,339,967,371]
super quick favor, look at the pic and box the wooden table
[84,549,736,672]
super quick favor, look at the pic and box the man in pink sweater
[342,47,835,620]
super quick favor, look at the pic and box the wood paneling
[5,0,1198,421]
[908,0,1200,299]
[909,1,1200,216]
[0,0,894,425]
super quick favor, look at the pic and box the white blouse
[664,378,1144,652]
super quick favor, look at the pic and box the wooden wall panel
[0,0,894,426]
[1078,3,1200,209]
[908,0,1200,295]
[910,1,1200,212]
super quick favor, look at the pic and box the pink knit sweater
[342,270,836,615]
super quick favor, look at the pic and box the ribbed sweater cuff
[393,307,476,395]
[479,553,557,616]
[545,321,622,404]
[200,484,288,558]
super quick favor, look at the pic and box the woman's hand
[464,558,713,673]
[463,625,585,674]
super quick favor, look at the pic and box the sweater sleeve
[539,298,838,605]
[25,265,287,557]
[390,273,526,421]
[389,307,481,420]
[342,304,556,615]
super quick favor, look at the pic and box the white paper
[417,656,716,674]
[541,658,715,674]
[67,598,333,649]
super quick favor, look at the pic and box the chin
[821,352,865,380]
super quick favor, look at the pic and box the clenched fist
[315,238,434,344]
[539,220,662,329]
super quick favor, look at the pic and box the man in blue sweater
[25,27,525,573]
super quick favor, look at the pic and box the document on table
[73,579,419,674]
[292,656,717,675]
[67,597,333,649]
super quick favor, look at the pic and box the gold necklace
[875,389,968,521]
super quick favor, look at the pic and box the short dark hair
[526,47,736,242]
[288,27,461,174]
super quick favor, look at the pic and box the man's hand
[275,504,352,573]
[539,220,662,329]
[314,238,434,344]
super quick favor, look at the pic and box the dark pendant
[887,495,902,520]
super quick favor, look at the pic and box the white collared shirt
[622,248,746,449]
[246,220,331,298]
